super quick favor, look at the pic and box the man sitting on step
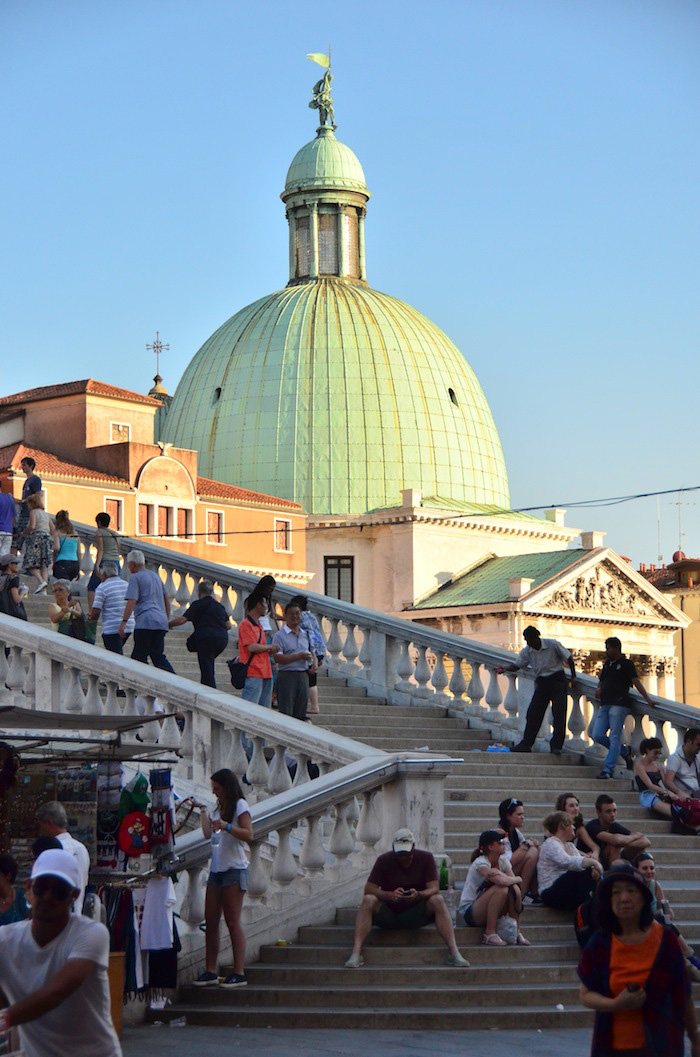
[581,794,651,870]
[344,828,469,969]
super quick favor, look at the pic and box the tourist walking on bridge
[119,549,175,672]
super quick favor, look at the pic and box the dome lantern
[281,71,370,285]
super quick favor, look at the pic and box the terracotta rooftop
[0,379,162,409]
[0,443,129,486]
[196,476,302,511]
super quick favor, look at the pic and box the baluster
[0,639,9,686]
[566,688,587,751]
[325,619,343,670]
[160,707,182,748]
[413,646,432,699]
[247,842,269,899]
[163,566,177,600]
[104,681,120,715]
[356,790,382,847]
[292,751,310,787]
[246,736,270,800]
[629,712,646,756]
[652,717,670,756]
[229,728,249,776]
[268,744,293,795]
[6,646,25,696]
[329,801,355,861]
[346,795,360,831]
[357,625,371,682]
[63,666,85,713]
[394,640,415,694]
[78,540,93,586]
[300,815,326,872]
[218,584,234,620]
[175,568,192,607]
[271,826,298,885]
[466,660,486,716]
[138,694,158,743]
[84,673,103,715]
[448,654,467,708]
[22,652,36,707]
[341,623,361,674]
[430,652,449,705]
[503,671,519,729]
[120,688,140,741]
[231,589,245,627]
[484,666,503,722]
[179,865,206,926]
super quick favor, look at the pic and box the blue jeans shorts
[639,790,660,810]
[207,868,249,890]
[460,902,476,926]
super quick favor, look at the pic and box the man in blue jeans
[118,549,175,672]
[593,636,654,780]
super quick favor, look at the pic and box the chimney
[544,508,566,526]
[650,564,656,572]
[639,563,647,573]
[581,531,606,550]
[509,577,534,600]
[402,488,422,509]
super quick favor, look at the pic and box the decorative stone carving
[543,562,668,619]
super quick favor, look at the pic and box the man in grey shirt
[665,727,700,797]
[118,549,175,672]
[501,625,575,755]
[271,601,316,720]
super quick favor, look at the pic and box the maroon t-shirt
[367,850,437,914]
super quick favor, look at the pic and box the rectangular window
[324,556,354,603]
[111,422,130,443]
[104,498,123,531]
[318,213,338,274]
[343,211,359,278]
[296,216,310,278]
[176,508,190,538]
[274,518,292,552]
[138,503,152,537]
[207,510,223,545]
[157,505,171,538]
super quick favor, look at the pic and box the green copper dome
[285,127,368,194]
[164,279,510,515]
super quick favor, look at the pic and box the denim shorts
[639,790,660,810]
[207,867,248,890]
[460,902,476,926]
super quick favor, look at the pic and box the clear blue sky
[2,0,698,564]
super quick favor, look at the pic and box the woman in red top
[238,593,277,708]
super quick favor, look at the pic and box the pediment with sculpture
[535,560,676,622]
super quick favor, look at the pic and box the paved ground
[122,1025,596,1057]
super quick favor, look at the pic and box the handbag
[228,621,264,690]
[186,633,198,652]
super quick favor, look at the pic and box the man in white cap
[0,849,121,1057]
[344,828,469,968]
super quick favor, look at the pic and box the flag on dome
[307,52,330,68]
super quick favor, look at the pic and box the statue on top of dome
[309,69,335,129]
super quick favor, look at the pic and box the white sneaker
[33,581,48,594]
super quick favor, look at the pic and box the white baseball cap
[392,828,416,853]
[30,849,81,891]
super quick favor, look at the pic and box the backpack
[671,798,700,831]
[0,574,27,620]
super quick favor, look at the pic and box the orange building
[0,380,309,585]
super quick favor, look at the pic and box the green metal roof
[285,128,367,194]
[411,549,589,609]
[164,278,510,517]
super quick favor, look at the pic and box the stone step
[146,1003,595,1030]
[240,961,580,986]
[299,923,580,944]
[257,940,584,966]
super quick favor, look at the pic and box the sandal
[482,933,507,947]
[516,932,531,946]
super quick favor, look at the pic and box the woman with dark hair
[0,855,27,926]
[633,851,700,981]
[22,491,54,593]
[168,579,231,688]
[579,868,700,1057]
[496,798,540,901]
[633,738,678,820]
[458,830,529,946]
[289,594,326,716]
[556,792,601,860]
[537,811,601,911]
[194,769,252,989]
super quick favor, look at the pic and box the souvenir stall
[0,706,188,1024]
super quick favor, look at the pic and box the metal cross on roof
[146,331,170,377]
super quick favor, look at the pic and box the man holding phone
[344,828,469,968]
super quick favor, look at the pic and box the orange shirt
[609,921,663,1051]
[238,617,271,679]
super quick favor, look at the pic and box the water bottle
[211,829,220,848]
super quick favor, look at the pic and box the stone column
[379,761,452,855]
[309,202,319,278]
[635,656,658,697]
[358,208,367,280]
[656,657,677,701]
[337,207,348,277]
[570,650,590,674]
[287,209,297,280]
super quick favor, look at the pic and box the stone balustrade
[68,523,700,757]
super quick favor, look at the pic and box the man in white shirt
[0,849,121,1057]
[89,561,134,654]
[665,727,700,798]
[501,626,576,755]
[36,801,90,913]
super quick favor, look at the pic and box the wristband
[226,823,232,833]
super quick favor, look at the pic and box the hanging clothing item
[140,877,177,951]
[119,773,150,819]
